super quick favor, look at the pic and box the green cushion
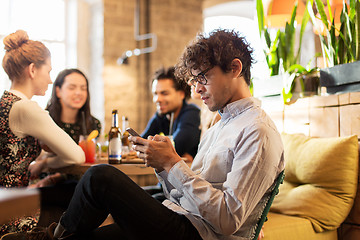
[271,133,359,232]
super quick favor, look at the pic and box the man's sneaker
[0,222,57,240]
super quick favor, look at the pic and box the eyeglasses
[188,67,211,87]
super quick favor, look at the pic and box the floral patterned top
[0,91,42,236]
[0,91,41,187]
[57,117,101,143]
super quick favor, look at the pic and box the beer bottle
[108,110,122,164]
[121,116,130,153]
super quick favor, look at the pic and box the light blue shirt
[158,97,285,240]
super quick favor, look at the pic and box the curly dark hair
[175,29,254,86]
[152,66,191,100]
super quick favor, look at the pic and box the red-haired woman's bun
[3,30,29,52]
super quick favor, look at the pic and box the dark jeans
[61,164,202,240]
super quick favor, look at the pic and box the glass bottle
[121,116,130,154]
[108,110,122,164]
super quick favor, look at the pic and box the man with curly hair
[2,29,284,240]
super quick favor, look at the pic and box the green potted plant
[254,0,283,98]
[256,0,314,73]
[282,63,320,104]
[255,0,313,99]
[309,0,360,94]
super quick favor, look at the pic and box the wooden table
[50,158,159,186]
[0,188,40,224]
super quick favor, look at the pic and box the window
[204,16,270,83]
[0,0,77,108]
[203,1,270,84]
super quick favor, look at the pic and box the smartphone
[126,127,140,137]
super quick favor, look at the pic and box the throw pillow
[271,133,359,232]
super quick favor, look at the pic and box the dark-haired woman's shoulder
[90,116,102,133]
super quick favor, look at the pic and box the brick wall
[103,0,203,135]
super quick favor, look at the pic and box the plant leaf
[314,0,329,29]
[355,0,360,60]
[297,0,313,62]
[282,87,293,105]
[326,0,333,23]
[287,64,307,74]
[256,0,265,35]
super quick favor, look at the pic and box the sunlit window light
[204,15,270,84]
[0,0,77,109]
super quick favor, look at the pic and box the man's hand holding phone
[128,129,181,172]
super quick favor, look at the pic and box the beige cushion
[271,133,359,232]
[263,212,338,240]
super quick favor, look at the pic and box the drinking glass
[79,135,96,163]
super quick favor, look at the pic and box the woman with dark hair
[46,68,101,143]
[31,69,102,227]
[30,69,101,187]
